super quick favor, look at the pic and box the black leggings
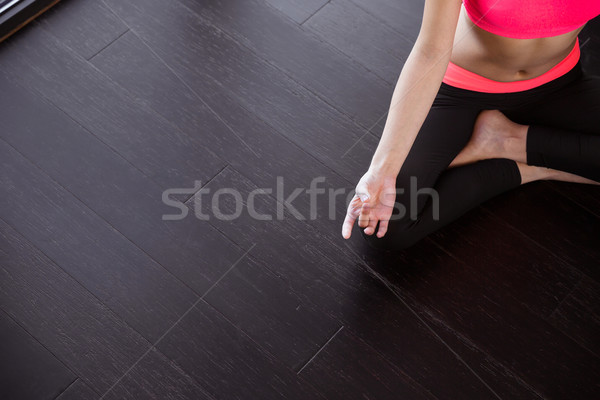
[362,61,600,250]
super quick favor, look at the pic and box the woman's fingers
[365,215,379,235]
[376,218,389,238]
[341,195,362,239]
[357,200,371,228]
[355,181,370,203]
[341,175,397,240]
[362,202,380,236]
[341,211,357,239]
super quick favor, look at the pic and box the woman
[341,0,600,249]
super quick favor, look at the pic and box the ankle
[511,122,529,140]
[504,124,528,163]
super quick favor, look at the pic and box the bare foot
[450,110,528,167]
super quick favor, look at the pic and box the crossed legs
[451,110,600,185]
[362,77,600,250]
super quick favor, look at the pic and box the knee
[360,222,421,252]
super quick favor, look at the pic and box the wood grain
[35,0,128,60]
[0,310,75,400]
[186,0,393,129]
[0,138,197,343]
[102,0,379,182]
[298,327,435,400]
[305,0,410,84]
[203,254,342,371]
[482,182,600,281]
[264,0,329,24]
[157,301,327,400]
[0,218,149,393]
[0,68,245,297]
[0,0,597,398]
[55,380,99,400]
[101,349,215,400]
[0,21,226,191]
[89,29,353,233]
[347,0,424,42]
[187,166,535,399]
[548,276,600,357]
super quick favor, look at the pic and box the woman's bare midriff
[450,4,584,82]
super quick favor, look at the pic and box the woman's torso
[450,3,584,82]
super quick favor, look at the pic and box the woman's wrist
[370,130,412,177]
[369,157,402,177]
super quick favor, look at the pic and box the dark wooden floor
[1,0,599,399]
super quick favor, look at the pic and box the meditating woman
[342,0,600,249]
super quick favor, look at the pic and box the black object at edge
[0,0,60,43]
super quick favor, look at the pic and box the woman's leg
[517,162,598,185]
[452,74,600,181]
[363,72,600,251]
[362,106,522,250]
[524,75,600,180]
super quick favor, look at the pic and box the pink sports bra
[442,1,600,92]
[463,0,600,39]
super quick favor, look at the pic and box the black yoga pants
[362,61,600,250]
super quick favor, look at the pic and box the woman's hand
[341,0,462,241]
[341,169,397,239]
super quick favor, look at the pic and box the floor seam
[343,242,504,400]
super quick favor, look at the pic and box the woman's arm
[371,0,463,176]
[342,0,463,239]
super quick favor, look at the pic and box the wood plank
[55,380,99,400]
[0,310,75,400]
[428,206,582,317]
[0,218,149,393]
[89,29,353,233]
[1,2,594,400]
[348,0,424,42]
[0,71,245,297]
[368,209,598,398]
[403,285,600,398]
[203,254,342,371]
[157,301,327,400]
[481,181,600,282]
[191,159,581,324]
[2,217,220,399]
[0,138,197,343]
[3,88,288,398]
[0,21,226,191]
[264,0,329,24]
[318,257,535,399]
[351,238,547,400]
[549,181,600,219]
[305,0,409,84]
[547,277,600,357]
[185,0,393,129]
[408,314,544,399]
[102,0,379,182]
[350,200,593,399]
[101,349,214,400]
[183,166,360,371]
[187,166,533,399]
[36,0,128,60]
[298,328,434,400]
